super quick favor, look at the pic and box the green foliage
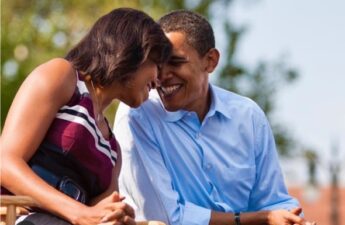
[1,0,298,155]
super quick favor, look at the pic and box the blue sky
[213,0,345,185]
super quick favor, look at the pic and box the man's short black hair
[158,9,215,56]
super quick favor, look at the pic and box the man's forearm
[210,209,318,225]
[210,211,268,225]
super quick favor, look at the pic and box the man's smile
[158,84,182,97]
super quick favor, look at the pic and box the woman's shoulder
[44,57,71,66]
[35,58,74,78]
[26,58,77,104]
[32,58,75,84]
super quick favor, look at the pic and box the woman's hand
[96,192,125,207]
[72,192,135,225]
[99,208,136,225]
[72,202,135,225]
[97,191,135,220]
[98,201,135,224]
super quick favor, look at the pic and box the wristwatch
[234,212,241,225]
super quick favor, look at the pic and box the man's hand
[290,208,316,225]
[267,208,316,225]
[267,209,304,225]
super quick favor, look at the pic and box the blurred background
[1,0,344,224]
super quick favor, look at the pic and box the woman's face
[118,59,158,108]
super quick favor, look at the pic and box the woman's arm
[1,58,136,225]
[88,141,135,223]
[1,58,107,224]
[90,141,123,205]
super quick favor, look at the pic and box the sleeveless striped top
[43,71,118,196]
[1,71,118,199]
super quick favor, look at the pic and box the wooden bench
[1,195,165,225]
[1,195,37,225]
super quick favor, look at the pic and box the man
[114,10,311,225]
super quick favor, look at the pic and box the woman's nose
[151,78,160,89]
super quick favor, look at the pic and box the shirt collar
[207,84,232,120]
[153,90,187,122]
[159,84,232,122]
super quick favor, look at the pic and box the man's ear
[204,48,220,73]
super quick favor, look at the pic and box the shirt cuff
[259,197,300,211]
[182,201,211,225]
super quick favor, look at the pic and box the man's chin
[161,102,181,112]
[158,93,182,111]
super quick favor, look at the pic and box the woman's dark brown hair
[66,8,171,86]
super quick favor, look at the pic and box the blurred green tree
[1,0,298,155]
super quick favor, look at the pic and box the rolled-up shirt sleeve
[248,109,300,211]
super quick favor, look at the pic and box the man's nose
[158,65,172,82]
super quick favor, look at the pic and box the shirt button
[206,164,212,169]
[195,133,200,139]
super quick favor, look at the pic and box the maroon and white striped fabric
[43,72,118,193]
[1,72,118,197]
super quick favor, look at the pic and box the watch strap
[234,212,241,225]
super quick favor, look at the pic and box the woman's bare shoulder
[34,57,75,80]
[24,58,78,104]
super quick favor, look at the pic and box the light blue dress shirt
[114,84,299,225]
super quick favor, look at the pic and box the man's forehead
[165,31,195,58]
[165,31,187,47]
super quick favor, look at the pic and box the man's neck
[196,88,211,122]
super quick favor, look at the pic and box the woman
[0,8,171,225]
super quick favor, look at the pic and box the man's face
[157,32,210,116]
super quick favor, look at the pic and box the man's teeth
[161,85,180,95]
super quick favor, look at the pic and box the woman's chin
[129,99,144,108]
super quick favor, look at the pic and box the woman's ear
[204,48,220,73]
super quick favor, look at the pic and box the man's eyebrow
[169,55,188,62]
